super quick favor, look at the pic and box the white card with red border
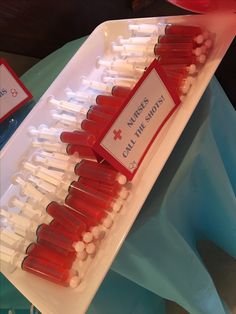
[94,59,181,180]
[0,58,32,123]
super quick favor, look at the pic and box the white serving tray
[0,14,235,314]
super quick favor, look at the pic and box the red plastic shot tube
[81,119,105,135]
[86,108,112,124]
[48,220,82,242]
[90,104,118,115]
[60,131,97,147]
[69,181,114,212]
[51,205,96,228]
[66,144,97,159]
[36,224,77,252]
[46,201,87,236]
[74,160,127,185]
[156,55,199,65]
[166,72,187,85]
[111,86,131,98]
[96,94,125,107]
[26,242,74,269]
[75,179,118,203]
[164,24,202,36]
[154,43,195,58]
[158,35,199,46]
[162,64,195,75]
[21,255,78,287]
[37,237,77,260]
[78,176,123,197]
[65,194,107,223]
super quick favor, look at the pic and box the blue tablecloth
[0,37,235,314]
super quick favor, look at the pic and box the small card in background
[0,58,32,123]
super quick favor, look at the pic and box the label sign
[0,59,32,123]
[94,59,181,180]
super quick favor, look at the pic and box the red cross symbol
[10,88,18,97]
[113,129,122,140]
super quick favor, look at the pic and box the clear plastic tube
[9,197,46,223]
[111,86,132,98]
[66,144,97,160]
[22,255,80,287]
[65,194,108,223]
[46,202,87,236]
[26,242,75,269]
[68,181,122,212]
[74,160,127,185]
[32,139,67,154]
[60,131,97,147]
[80,77,112,93]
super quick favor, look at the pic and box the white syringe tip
[11,174,23,186]
[50,109,58,118]
[194,47,202,57]
[8,196,18,208]
[90,226,101,240]
[181,82,190,95]
[38,124,48,131]
[198,54,206,64]
[102,216,113,229]
[119,188,129,200]
[74,241,85,253]
[117,174,127,185]
[0,208,9,218]
[112,43,123,52]
[95,56,102,68]
[204,39,212,49]
[186,76,195,85]
[80,76,88,86]
[112,201,123,213]
[82,232,93,243]
[200,45,207,54]
[195,34,204,44]
[69,275,81,288]
[188,64,197,75]
[27,126,37,136]
[98,229,106,240]
[76,250,87,261]
[85,243,96,255]
[180,95,186,102]
[47,96,61,106]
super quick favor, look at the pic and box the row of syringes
[0,21,214,288]
[0,85,131,288]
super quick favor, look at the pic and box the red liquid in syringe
[46,201,87,236]
[74,160,127,185]
[81,119,105,136]
[156,54,206,65]
[111,86,131,98]
[66,143,97,160]
[60,131,97,147]
[78,176,124,198]
[36,224,79,252]
[65,194,107,223]
[154,42,201,58]
[157,34,202,46]
[1,244,80,287]
[68,181,121,212]
[22,255,79,287]
[26,242,75,269]
[164,24,202,36]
